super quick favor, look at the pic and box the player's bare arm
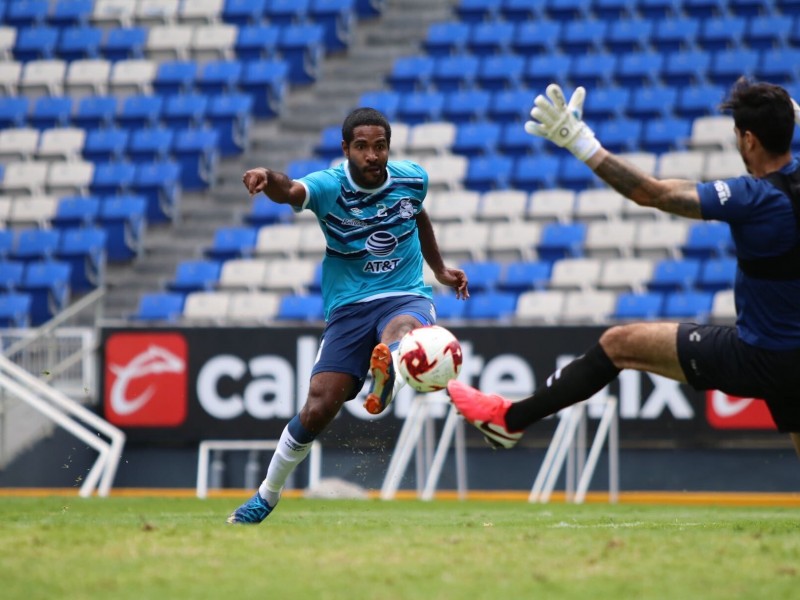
[416,208,470,299]
[242,167,306,208]
[588,150,703,219]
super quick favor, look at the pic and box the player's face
[343,125,389,188]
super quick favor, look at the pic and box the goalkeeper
[448,77,800,456]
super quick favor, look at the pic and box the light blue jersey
[297,160,433,320]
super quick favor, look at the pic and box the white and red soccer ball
[397,325,463,393]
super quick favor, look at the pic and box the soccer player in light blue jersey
[228,108,469,524]
[449,77,800,458]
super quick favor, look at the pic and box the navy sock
[287,414,316,444]
[505,343,621,431]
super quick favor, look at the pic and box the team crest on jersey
[399,198,415,219]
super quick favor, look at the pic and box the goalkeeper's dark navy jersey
[697,156,800,350]
[296,160,432,320]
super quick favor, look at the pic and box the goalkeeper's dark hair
[720,77,794,156]
[342,108,391,147]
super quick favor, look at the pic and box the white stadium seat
[514,290,566,324]
[146,25,194,61]
[218,259,269,291]
[0,128,40,163]
[191,24,238,62]
[477,189,528,222]
[527,188,575,223]
[226,292,282,324]
[1,161,49,195]
[46,161,94,196]
[584,221,637,259]
[37,128,86,161]
[406,122,456,156]
[549,258,603,291]
[18,60,66,97]
[64,59,111,98]
[255,224,302,259]
[487,221,541,261]
[108,59,157,96]
[7,195,58,228]
[183,291,232,323]
[179,0,224,25]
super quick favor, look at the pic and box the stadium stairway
[102,0,457,320]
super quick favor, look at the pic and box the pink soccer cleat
[446,380,523,449]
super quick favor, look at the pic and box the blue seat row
[0,259,71,325]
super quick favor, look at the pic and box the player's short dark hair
[720,77,794,155]
[342,108,391,147]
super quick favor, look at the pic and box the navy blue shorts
[677,323,800,431]
[311,295,435,398]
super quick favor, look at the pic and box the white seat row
[216,257,318,294]
[0,195,59,228]
[93,0,226,28]
[0,128,86,163]
[1,160,94,196]
[183,290,282,324]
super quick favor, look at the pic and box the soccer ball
[397,325,463,393]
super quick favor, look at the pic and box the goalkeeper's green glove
[524,84,601,162]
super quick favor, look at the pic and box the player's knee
[599,325,635,367]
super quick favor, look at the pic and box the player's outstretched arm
[242,167,306,208]
[416,209,469,299]
[525,83,702,219]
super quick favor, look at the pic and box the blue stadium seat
[708,48,759,86]
[433,292,466,320]
[308,0,354,52]
[130,292,184,322]
[779,0,800,16]
[511,20,560,56]
[0,97,28,129]
[569,53,616,88]
[117,95,164,131]
[614,51,664,88]
[0,261,26,292]
[558,158,599,191]
[207,93,253,156]
[544,0,591,22]
[597,118,643,153]
[315,125,343,161]
[594,0,638,18]
[464,154,513,192]
[11,229,61,263]
[745,14,793,50]
[14,26,58,61]
[276,293,324,321]
[661,291,714,320]
[277,23,324,84]
[358,90,400,120]
[197,60,243,95]
[477,54,525,91]
[90,162,136,197]
[524,54,572,89]
[57,26,103,61]
[606,18,653,53]
[132,162,182,223]
[52,196,101,229]
[264,0,309,23]
[729,0,771,15]
[286,158,329,180]
[388,56,434,93]
[98,195,146,261]
[153,61,198,96]
[5,0,49,28]
[128,128,174,163]
[0,293,32,327]
[662,51,711,87]
[466,291,517,320]
[756,48,800,84]
[0,230,13,260]
[49,0,94,27]
[676,84,725,119]
[101,27,147,61]
[423,21,469,57]
[613,291,664,320]
[73,95,117,130]
[239,59,288,117]
[488,89,534,124]
[537,223,587,262]
[235,24,281,61]
[641,117,692,154]
[498,260,551,294]
[698,258,736,293]
[683,0,727,18]
[172,128,219,190]
[167,260,222,293]
[308,262,323,293]
[648,258,702,292]
[396,91,444,125]
[628,86,679,119]
[442,89,491,124]
[162,94,208,130]
[20,260,71,325]
[56,227,106,291]
[459,261,502,293]
[451,122,500,157]
[698,16,747,51]
[204,226,258,260]
[650,16,700,52]
[456,0,500,23]
[83,128,129,163]
[497,122,543,157]
[582,87,630,121]
[223,0,268,26]
[560,20,607,56]
[245,197,294,226]
[29,96,73,130]
[682,222,733,259]
[468,21,515,57]
[511,155,560,192]
[500,0,547,21]
[431,55,479,92]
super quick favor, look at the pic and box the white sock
[257,425,313,507]
[391,347,405,399]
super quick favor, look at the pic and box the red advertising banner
[705,391,777,430]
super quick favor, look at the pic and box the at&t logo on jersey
[364,230,402,273]
[104,332,188,427]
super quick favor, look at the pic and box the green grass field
[1,495,799,600]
